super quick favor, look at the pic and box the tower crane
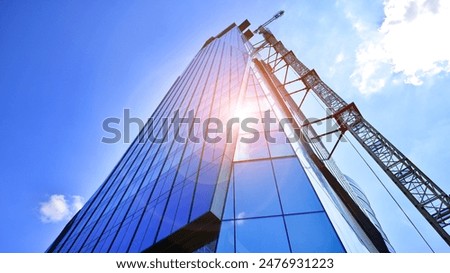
[252,11,450,246]
[255,10,284,34]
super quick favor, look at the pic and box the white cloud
[329,52,346,76]
[39,194,85,223]
[71,195,85,212]
[344,10,370,34]
[335,52,345,64]
[236,212,246,226]
[351,0,450,94]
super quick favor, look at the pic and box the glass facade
[215,67,345,253]
[47,21,390,253]
[343,175,395,252]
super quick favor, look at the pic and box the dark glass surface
[285,212,345,253]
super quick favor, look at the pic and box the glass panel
[222,170,234,220]
[272,157,323,214]
[171,180,195,233]
[190,162,220,220]
[267,130,295,157]
[95,231,116,252]
[234,133,269,161]
[234,160,281,218]
[156,188,182,241]
[109,222,130,252]
[128,204,155,252]
[139,201,166,251]
[216,221,235,253]
[285,212,345,253]
[119,217,140,252]
[235,217,289,253]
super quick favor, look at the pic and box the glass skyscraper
[47,20,392,253]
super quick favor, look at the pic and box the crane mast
[252,11,450,246]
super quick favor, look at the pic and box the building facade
[47,20,391,253]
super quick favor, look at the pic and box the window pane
[109,222,130,252]
[285,212,345,253]
[222,170,234,220]
[236,217,289,253]
[234,160,281,218]
[171,180,195,233]
[156,188,182,241]
[128,204,155,252]
[139,201,165,250]
[272,157,323,214]
[190,162,220,220]
[234,133,269,161]
[216,221,235,252]
[267,130,295,157]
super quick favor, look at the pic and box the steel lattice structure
[253,26,450,246]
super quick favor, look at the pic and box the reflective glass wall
[216,68,345,253]
[48,22,388,253]
[48,25,249,253]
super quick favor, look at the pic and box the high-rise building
[47,20,392,253]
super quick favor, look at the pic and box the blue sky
[0,0,449,252]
